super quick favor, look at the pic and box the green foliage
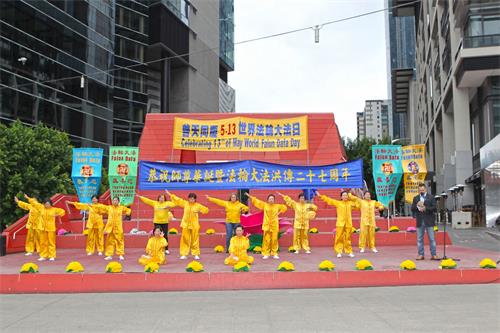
[99,167,109,196]
[0,121,75,228]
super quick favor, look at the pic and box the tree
[0,121,75,228]
[99,168,109,196]
[343,136,391,193]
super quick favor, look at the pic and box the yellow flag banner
[403,173,427,203]
[173,116,308,151]
[402,144,427,203]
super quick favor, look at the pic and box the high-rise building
[0,0,235,149]
[385,0,416,140]
[357,100,392,140]
[0,0,115,149]
[393,0,500,226]
[356,112,366,139]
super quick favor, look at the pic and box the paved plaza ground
[1,284,499,332]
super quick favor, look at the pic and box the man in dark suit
[411,183,438,260]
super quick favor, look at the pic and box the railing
[464,34,500,48]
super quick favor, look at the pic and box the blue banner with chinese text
[138,160,363,190]
[71,148,103,203]
[372,145,403,207]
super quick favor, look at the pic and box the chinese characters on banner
[402,144,427,203]
[138,159,363,190]
[372,145,403,207]
[172,116,308,151]
[109,147,139,206]
[71,148,103,203]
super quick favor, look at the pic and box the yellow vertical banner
[402,144,427,203]
[172,116,308,151]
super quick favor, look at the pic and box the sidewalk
[445,226,500,253]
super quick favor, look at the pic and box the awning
[465,171,482,184]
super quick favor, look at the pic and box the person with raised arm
[102,196,132,261]
[245,193,287,260]
[347,190,385,253]
[165,190,209,260]
[138,193,175,254]
[25,194,65,261]
[14,195,43,256]
[316,190,359,258]
[69,195,108,256]
[205,193,249,253]
[277,192,317,254]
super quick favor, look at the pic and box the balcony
[464,34,500,48]
[391,68,414,114]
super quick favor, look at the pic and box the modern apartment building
[392,0,500,225]
[386,0,417,141]
[0,0,235,149]
[356,100,392,140]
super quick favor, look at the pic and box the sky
[229,0,389,139]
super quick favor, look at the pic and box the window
[87,79,110,108]
[117,37,144,62]
[493,98,500,137]
[114,69,146,93]
[95,9,111,38]
[117,6,146,33]
[466,4,500,37]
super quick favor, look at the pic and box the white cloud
[229,0,388,139]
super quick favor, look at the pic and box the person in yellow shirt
[316,190,359,258]
[166,190,209,260]
[15,195,43,256]
[278,192,317,254]
[348,191,385,253]
[224,225,254,265]
[206,193,249,253]
[26,195,65,261]
[102,196,132,261]
[138,227,168,266]
[246,193,287,260]
[69,195,108,256]
[138,193,175,254]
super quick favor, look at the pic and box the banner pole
[82,211,86,233]
[387,202,390,230]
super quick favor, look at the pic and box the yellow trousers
[39,231,56,259]
[25,228,40,254]
[179,228,200,256]
[138,256,164,266]
[334,226,353,254]
[293,228,310,251]
[86,228,104,254]
[359,225,376,250]
[224,254,254,265]
[262,230,279,256]
[105,232,124,256]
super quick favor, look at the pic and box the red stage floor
[1,246,498,293]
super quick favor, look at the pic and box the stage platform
[1,246,498,294]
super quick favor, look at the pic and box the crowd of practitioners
[17,187,434,267]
